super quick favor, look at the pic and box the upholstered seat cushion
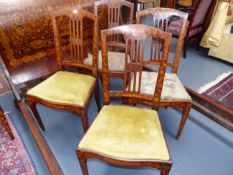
[84,50,126,72]
[78,105,170,160]
[26,71,95,107]
[131,71,192,102]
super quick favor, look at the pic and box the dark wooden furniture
[25,9,101,133]
[137,0,156,10]
[0,0,94,69]
[0,106,14,140]
[94,0,134,29]
[77,24,172,175]
[160,0,176,7]
[169,0,214,58]
[0,54,63,175]
[136,8,192,139]
[186,87,233,132]
[182,0,213,58]
[129,0,174,19]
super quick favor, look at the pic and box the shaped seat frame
[25,9,101,133]
[136,8,192,139]
[77,24,173,175]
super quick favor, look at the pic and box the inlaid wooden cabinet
[0,0,94,68]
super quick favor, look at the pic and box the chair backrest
[52,9,98,77]
[94,0,134,29]
[136,8,188,73]
[189,0,213,29]
[101,24,172,106]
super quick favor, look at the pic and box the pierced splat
[101,24,172,105]
[108,6,121,28]
[150,37,164,62]
[153,16,170,31]
[69,17,84,62]
[137,8,188,73]
[108,6,121,43]
[52,9,99,76]
[123,38,145,94]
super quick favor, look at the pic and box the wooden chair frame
[136,7,188,73]
[25,9,101,133]
[77,24,173,175]
[101,24,172,105]
[93,0,134,79]
[136,8,192,139]
[0,106,14,140]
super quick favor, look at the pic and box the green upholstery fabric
[79,105,170,160]
[27,71,95,107]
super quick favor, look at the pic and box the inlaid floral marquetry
[0,0,95,68]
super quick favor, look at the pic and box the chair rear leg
[77,150,89,175]
[176,103,192,139]
[94,81,101,111]
[26,98,45,131]
[183,37,189,58]
[80,110,89,133]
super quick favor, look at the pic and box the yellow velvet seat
[84,51,126,72]
[26,71,95,107]
[78,105,170,160]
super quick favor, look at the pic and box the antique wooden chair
[83,0,134,78]
[136,8,192,139]
[25,9,101,133]
[77,24,173,175]
[137,8,189,73]
[169,0,214,58]
[0,106,14,140]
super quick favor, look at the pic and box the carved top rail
[136,8,188,73]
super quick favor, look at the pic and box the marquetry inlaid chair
[0,106,14,140]
[77,24,173,175]
[25,9,100,133]
[84,0,134,78]
[136,8,192,139]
